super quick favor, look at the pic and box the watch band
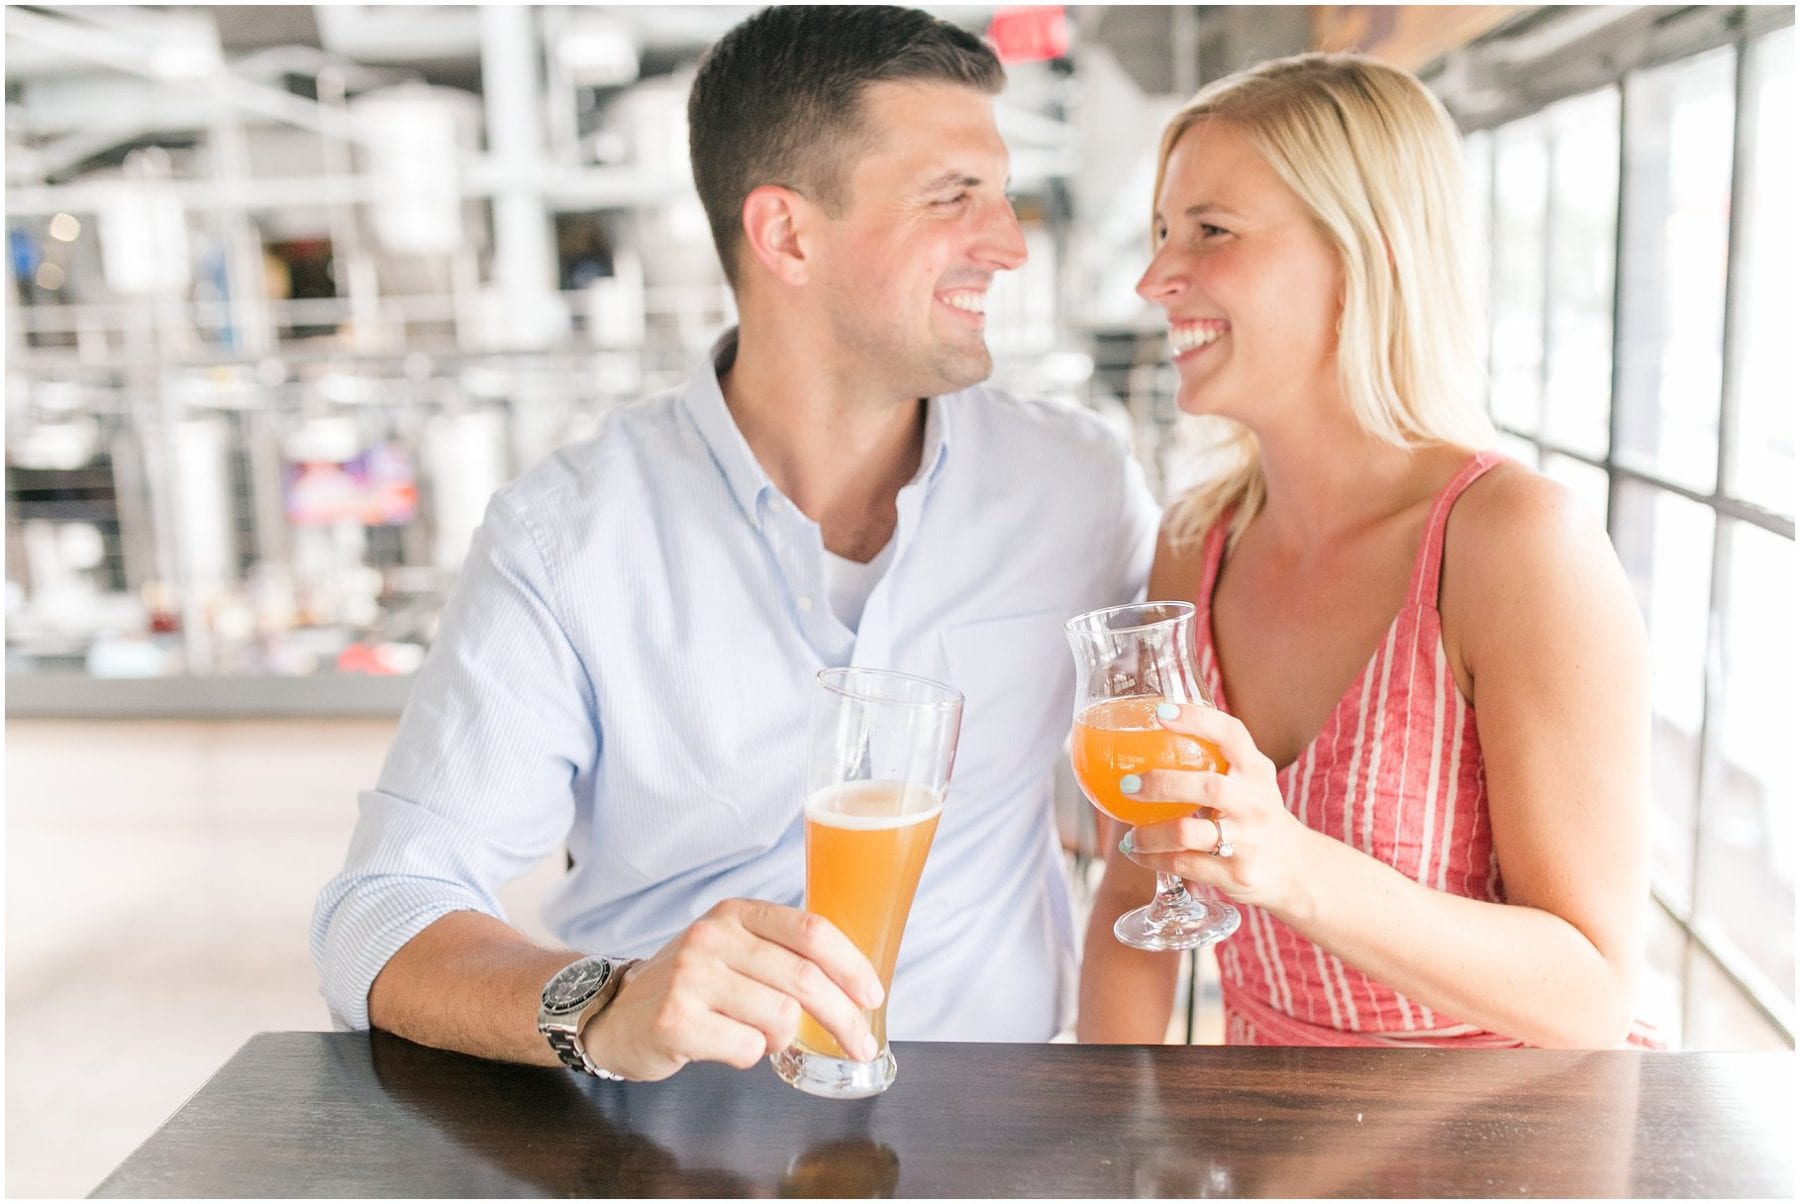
[545,1025,625,1080]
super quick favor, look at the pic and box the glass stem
[1149,872,1194,921]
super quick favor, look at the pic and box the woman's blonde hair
[1156,52,1498,551]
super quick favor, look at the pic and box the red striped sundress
[1196,452,1642,1047]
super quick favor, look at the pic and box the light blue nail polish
[1119,774,1142,795]
[1156,702,1180,721]
[1118,831,1136,856]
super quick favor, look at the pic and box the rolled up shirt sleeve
[310,490,595,1030]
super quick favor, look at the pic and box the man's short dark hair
[688,5,1005,287]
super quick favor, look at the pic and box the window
[1469,15,1796,1049]
[1614,479,1713,907]
[1617,47,1736,495]
[1545,88,1621,459]
[1488,118,1549,437]
[1697,519,1795,1009]
[1727,26,1796,518]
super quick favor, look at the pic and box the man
[312,5,1157,1081]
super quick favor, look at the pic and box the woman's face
[1136,119,1346,429]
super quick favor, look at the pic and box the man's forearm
[368,910,584,1066]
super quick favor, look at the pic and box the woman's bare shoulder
[1443,456,1642,669]
[1448,458,1608,573]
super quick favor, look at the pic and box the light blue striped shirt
[312,331,1158,1041]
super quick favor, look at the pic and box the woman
[1077,53,1653,1048]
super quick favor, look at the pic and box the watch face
[544,959,611,1012]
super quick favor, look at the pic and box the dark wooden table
[93,1032,1792,1198]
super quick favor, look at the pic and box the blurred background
[4,4,1793,1195]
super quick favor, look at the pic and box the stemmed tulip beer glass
[770,667,963,1100]
[1065,602,1240,950]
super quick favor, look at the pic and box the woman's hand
[1118,702,1318,917]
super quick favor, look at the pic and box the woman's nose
[1135,249,1185,306]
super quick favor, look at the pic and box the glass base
[1114,897,1240,951]
[770,1043,897,1099]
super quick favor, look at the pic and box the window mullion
[1604,81,1629,534]
[1681,25,1753,1050]
[1716,11,1756,509]
[1536,120,1555,440]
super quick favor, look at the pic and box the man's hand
[580,899,884,1081]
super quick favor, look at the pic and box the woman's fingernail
[1119,830,1136,856]
[863,981,885,1008]
[861,1034,881,1061]
[1119,774,1142,795]
[1156,702,1180,721]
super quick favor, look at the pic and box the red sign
[986,6,1070,64]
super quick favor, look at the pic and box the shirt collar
[681,327,955,527]
[917,383,951,489]
[681,328,775,525]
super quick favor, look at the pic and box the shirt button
[796,595,814,612]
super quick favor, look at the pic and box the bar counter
[93,1031,1793,1197]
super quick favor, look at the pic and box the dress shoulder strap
[1408,451,1506,609]
[1196,507,1235,614]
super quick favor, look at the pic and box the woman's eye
[1200,223,1228,238]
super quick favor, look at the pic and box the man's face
[809,81,1027,400]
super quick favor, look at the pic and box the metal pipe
[206,67,273,358]
[5,164,683,218]
[6,6,495,176]
[317,66,382,350]
[480,5,562,349]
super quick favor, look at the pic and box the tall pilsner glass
[1065,602,1240,950]
[770,667,963,1099]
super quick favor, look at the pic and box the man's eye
[1200,223,1228,238]
[935,193,969,208]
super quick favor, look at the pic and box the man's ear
[740,185,814,287]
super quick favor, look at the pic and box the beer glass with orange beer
[770,667,962,1099]
[1065,601,1240,950]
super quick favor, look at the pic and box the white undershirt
[821,538,895,631]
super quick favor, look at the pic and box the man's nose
[980,199,1029,271]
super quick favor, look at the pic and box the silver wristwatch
[538,954,636,1078]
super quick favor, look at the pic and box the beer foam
[1078,695,1167,732]
[805,781,943,830]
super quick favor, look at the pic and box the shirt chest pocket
[939,608,1073,799]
